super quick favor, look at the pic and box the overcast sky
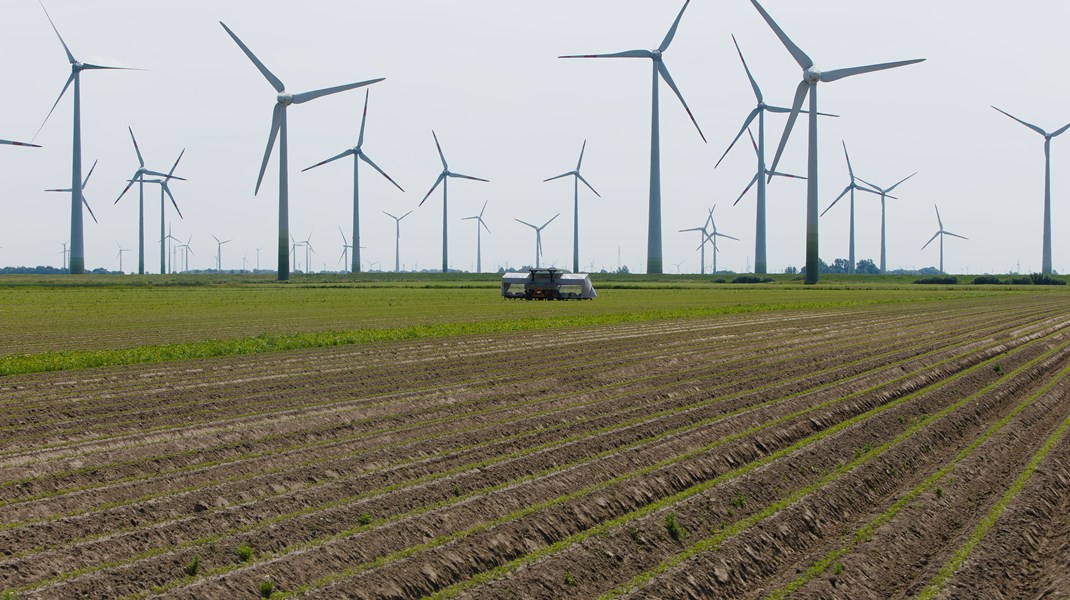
[1,0,1068,274]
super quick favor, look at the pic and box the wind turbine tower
[992,106,1070,275]
[383,210,412,273]
[921,205,968,275]
[750,0,924,284]
[212,234,231,272]
[462,201,491,273]
[561,0,706,274]
[544,140,600,273]
[419,131,489,273]
[114,128,185,274]
[220,22,383,281]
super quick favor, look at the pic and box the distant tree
[855,259,880,274]
[783,266,798,275]
[830,258,850,273]
[615,265,630,274]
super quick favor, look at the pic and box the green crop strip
[0,296,965,377]
[767,363,1070,599]
[602,339,1070,598]
[16,305,986,593]
[426,334,1067,600]
[916,409,1070,599]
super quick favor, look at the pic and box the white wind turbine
[855,172,916,274]
[544,140,600,273]
[338,226,353,272]
[115,242,130,274]
[921,205,967,275]
[45,159,99,225]
[220,22,384,281]
[992,106,1070,275]
[515,214,560,270]
[820,142,881,274]
[136,150,186,275]
[699,206,738,274]
[751,0,925,284]
[419,131,489,273]
[462,201,491,274]
[678,209,714,275]
[212,234,231,272]
[303,90,404,274]
[383,210,412,273]
[561,0,705,274]
[37,2,137,274]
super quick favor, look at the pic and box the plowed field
[2,292,1069,599]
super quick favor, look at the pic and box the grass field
[1,275,1068,598]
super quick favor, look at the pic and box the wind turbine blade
[448,172,490,182]
[734,173,759,206]
[820,58,925,83]
[166,149,185,179]
[920,231,940,251]
[714,232,740,241]
[113,171,140,204]
[462,216,479,221]
[255,103,284,195]
[400,210,413,221]
[658,0,691,52]
[842,140,855,179]
[82,159,98,188]
[482,220,491,234]
[559,50,653,59]
[885,172,917,194]
[40,2,75,64]
[163,183,183,219]
[769,80,809,175]
[432,130,447,169]
[478,199,488,219]
[359,152,405,191]
[34,73,74,141]
[731,35,763,103]
[944,231,968,241]
[768,170,805,180]
[935,204,943,229]
[821,185,852,217]
[357,89,369,148]
[679,227,703,233]
[219,22,285,93]
[383,211,397,220]
[853,184,881,196]
[991,106,1047,137]
[1052,122,1070,138]
[80,63,138,71]
[142,169,186,181]
[212,234,221,244]
[419,172,446,205]
[515,218,537,229]
[83,196,98,224]
[576,173,601,197]
[302,148,353,172]
[338,225,348,244]
[292,78,384,104]
[543,172,573,183]
[0,139,41,147]
[541,213,560,229]
[854,177,881,193]
[749,0,813,69]
[657,61,705,142]
[747,128,759,153]
[715,108,760,168]
[576,139,587,170]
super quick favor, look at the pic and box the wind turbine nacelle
[804,68,822,84]
[277,93,294,106]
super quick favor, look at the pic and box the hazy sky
[2,1,1068,274]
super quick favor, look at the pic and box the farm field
[1,280,1069,598]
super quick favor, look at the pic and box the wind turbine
[114,128,186,274]
[679,209,713,275]
[560,0,705,274]
[717,35,826,274]
[750,0,924,284]
[992,106,1070,275]
[45,158,99,225]
[700,206,739,274]
[462,201,491,273]
[115,242,130,274]
[37,3,137,274]
[178,236,193,272]
[515,214,559,269]
[820,142,881,274]
[289,235,301,271]
[855,172,916,273]
[419,131,489,273]
[137,150,186,274]
[1,138,40,148]
[211,234,231,272]
[302,232,314,274]
[383,210,412,273]
[544,140,600,273]
[59,241,68,270]
[303,90,404,274]
[338,226,353,271]
[921,205,968,275]
[220,22,384,282]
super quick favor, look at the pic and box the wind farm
[2,3,1070,599]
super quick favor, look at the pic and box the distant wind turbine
[515,214,560,269]
[303,90,404,273]
[302,232,314,274]
[114,128,186,274]
[679,209,714,275]
[750,0,924,284]
[59,241,68,270]
[211,234,231,272]
[220,21,384,281]
[561,0,706,274]
[699,206,738,274]
[419,131,489,273]
[115,241,130,273]
[855,172,916,274]
[991,106,1070,275]
[338,226,353,271]
[45,158,98,225]
[921,205,967,275]
[820,142,881,274]
[462,201,491,274]
[137,149,186,274]
[383,210,412,273]
[544,140,600,273]
[37,2,138,274]
[178,236,192,272]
